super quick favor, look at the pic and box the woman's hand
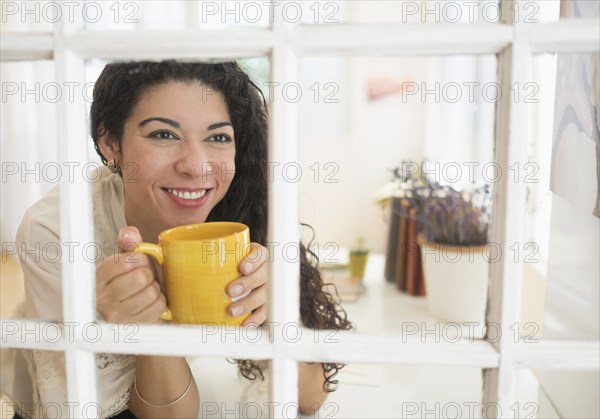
[96,226,167,323]
[227,243,269,326]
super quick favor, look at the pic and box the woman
[4,61,351,418]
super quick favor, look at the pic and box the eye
[208,134,233,143]
[148,130,179,141]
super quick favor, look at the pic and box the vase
[418,236,489,325]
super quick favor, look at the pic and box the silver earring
[107,159,120,174]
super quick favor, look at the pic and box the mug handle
[135,243,172,321]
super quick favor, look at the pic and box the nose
[173,142,209,178]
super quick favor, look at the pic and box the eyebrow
[139,117,233,131]
[207,122,233,130]
[139,117,180,128]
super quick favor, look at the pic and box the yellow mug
[135,222,251,325]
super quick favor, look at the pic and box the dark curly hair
[90,60,353,392]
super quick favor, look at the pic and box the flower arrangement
[392,161,492,246]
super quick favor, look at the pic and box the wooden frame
[1,1,599,418]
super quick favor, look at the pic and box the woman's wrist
[129,356,199,417]
[134,363,192,408]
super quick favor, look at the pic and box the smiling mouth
[164,188,207,200]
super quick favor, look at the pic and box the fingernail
[242,261,254,274]
[230,305,244,317]
[229,283,244,297]
[122,231,134,241]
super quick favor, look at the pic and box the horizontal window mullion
[67,28,275,60]
[0,32,53,61]
[527,19,600,53]
[288,23,514,55]
[2,321,502,368]
[3,21,598,63]
[74,323,275,359]
[513,340,600,370]
[286,331,500,367]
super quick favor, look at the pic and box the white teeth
[167,189,206,200]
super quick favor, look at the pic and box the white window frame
[1,1,599,418]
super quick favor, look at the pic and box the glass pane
[0,0,143,32]
[302,0,502,25]
[81,0,141,31]
[1,0,55,32]
[194,0,271,29]
[528,0,560,22]
[525,52,600,341]
[560,0,599,19]
[529,0,599,22]
[1,349,70,416]
[0,250,24,318]
[1,60,58,319]
[327,364,483,417]
[81,0,275,31]
[516,368,600,418]
[298,54,497,338]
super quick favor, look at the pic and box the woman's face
[104,81,236,241]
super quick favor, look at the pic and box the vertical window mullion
[484,1,532,416]
[268,2,300,416]
[54,15,98,413]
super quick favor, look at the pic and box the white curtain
[1,11,58,244]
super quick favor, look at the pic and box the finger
[229,284,267,318]
[96,251,152,288]
[227,267,267,299]
[242,305,267,327]
[228,245,268,298]
[239,243,268,275]
[107,285,166,324]
[120,280,164,317]
[97,269,157,322]
[99,267,155,303]
[117,226,164,287]
[127,289,167,324]
[117,226,143,254]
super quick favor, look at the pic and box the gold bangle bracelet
[133,365,192,408]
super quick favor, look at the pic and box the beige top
[1,166,135,418]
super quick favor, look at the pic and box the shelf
[340,253,486,340]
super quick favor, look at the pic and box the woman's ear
[97,123,121,162]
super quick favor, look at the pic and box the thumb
[118,226,143,254]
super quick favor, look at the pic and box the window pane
[560,0,599,19]
[82,0,142,31]
[298,54,497,337]
[526,52,600,341]
[1,61,60,321]
[1,0,54,32]
[302,0,502,25]
[1,349,70,417]
[516,368,599,419]
[81,0,277,31]
[327,364,483,417]
[525,0,599,22]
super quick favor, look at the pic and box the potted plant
[393,163,492,324]
[349,237,370,287]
